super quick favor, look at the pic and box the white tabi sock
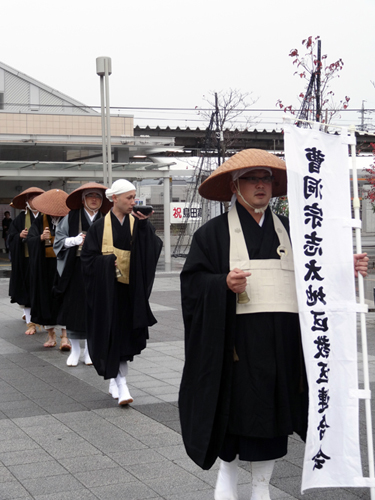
[24,308,31,324]
[115,362,133,405]
[109,379,119,399]
[250,460,275,500]
[83,340,92,365]
[214,456,239,500]
[66,339,81,366]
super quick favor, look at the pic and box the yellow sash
[24,210,31,258]
[43,213,56,258]
[101,212,134,284]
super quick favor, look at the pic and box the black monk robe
[53,208,102,334]
[8,211,41,306]
[27,214,60,326]
[179,203,308,470]
[80,211,162,380]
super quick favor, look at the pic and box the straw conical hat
[12,187,45,209]
[66,182,112,213]
[32,189,70,217]
[198,149,287,201]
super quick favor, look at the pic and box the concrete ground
[0,253,374,500]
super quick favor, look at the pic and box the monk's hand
[354,252,369,278]
[226,268,251,294]
[41,227,51,241]
[20,228,28,238]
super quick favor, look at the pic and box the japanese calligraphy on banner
[284,124,364,492]
[170,203,202,224]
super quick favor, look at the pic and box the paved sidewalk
[0,256,374,499]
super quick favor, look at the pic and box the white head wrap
[105,179,136,202]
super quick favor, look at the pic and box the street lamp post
[96,57,112,187]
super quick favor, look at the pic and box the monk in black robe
[8,187,44,335]
[81,179,162,406]
[27,189,71,350]
[179,149,368,500]
[54,183,111,367]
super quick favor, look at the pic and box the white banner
[284,124,363,492]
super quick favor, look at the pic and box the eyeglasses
[240,175,274,185]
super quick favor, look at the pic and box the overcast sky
[2,0,375,129]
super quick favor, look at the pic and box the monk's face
[113,190,136,215]
[84,193,102,212]
[231,169,273,211]
[26,194,38,210]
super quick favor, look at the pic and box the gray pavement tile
[135,402,179,422]
[34,491,98,500]
[136,430,183,448]
[144,385,179,397]
[131,395,162,405]
[155,444,188,461]
[0,437,40,454]
[141,470,211,497]
[164,490,218,500]
[0,448,52,467]
[73,466,135,488]
[33,401,89,414]
[0,464,18,482]
[59,454,119,474]
[152,393,179,403]
[108,449,167,467]
[106,419,169,438]
[0,480,33,499]
[163,419,181,433]
[0,420,29,440]
[20,475,86,497]
[8,459,68,481]
[12,414,61,429]
[90,481,160,500]
[30,435,101,460]
[124,461,190,481]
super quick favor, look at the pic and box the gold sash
[24,210,32,258]
[43,213,56,258]
[101,212,134,284]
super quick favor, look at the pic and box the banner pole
[349,125,375,499]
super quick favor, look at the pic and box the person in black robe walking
[178,149,369,500]
[27,189,71,350]
[2,211,12,252]
[8,187,45,335]
[53,182,112,367]
[81,179,162,406]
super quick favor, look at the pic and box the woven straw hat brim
[32,189,70,217]
[198,149,287,201]
[66,182,112,213]
[12,187,45,209]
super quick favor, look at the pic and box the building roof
[0,61,97,115]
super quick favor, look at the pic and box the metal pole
[316,40,321,122]
[104,58,112,186]
[163,172,171,267]
[99,75,107,186]
[350,124,375,499]
[96,57,112,187]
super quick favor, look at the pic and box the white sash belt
[228,205,298,314]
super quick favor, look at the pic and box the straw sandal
[43,332,56,348]
[25,322,37,335]
[59,335,71,351]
